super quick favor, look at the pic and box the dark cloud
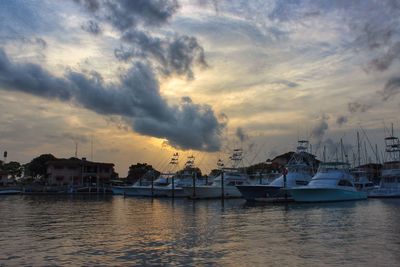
[336,115,348,126]
[348,101,372,113]
[381,76,400,101]
[367,42,400,72]
[119,30,208,79]
[75,0,179,30]
[21,37,47,49]
[0,48,225,151]
[81,20,102,35]
[235,127,248,142]
[75,0,207,79]
[73,0,100,13]
[311,115,329,144]
[273,80,299,88]
[355,23,394,51]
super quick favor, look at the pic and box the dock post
[172,175,175,199]
[221,170,224,200]
[283,168,288,201]
[151,172,154,197]
[192,172,196,198]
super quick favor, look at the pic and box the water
[0,196,399,266]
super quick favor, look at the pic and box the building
[46,157,116,186]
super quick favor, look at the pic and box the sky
[1,0,400,176]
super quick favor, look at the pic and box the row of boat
[113,136,400,202]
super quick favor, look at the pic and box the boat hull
[288,188,367,202]
[236,185,288,202]
[183,185,242,199]
[0,189,21,195]
[368,188,400,198]
[113,186,191,198]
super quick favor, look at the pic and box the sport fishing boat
[183,149,249,199]
[237,140,315,202]
[156,155,207,197]
[369,127,400,198]
[288,162,367,202]
[112,153,180,197]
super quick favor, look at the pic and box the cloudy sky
[1,0,400,175]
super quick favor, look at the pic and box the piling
[221,170,225,200]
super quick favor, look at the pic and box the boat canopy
[318,162,350,172]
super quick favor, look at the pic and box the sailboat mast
[357,131,361,166]
[340,138,344,163]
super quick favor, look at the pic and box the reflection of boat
[183,149,249,199]
[237,140,315,202]
[369,128,400,198]
[288,162,367,202]
[0,189,21,195]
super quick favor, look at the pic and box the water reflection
[0,195,399,266]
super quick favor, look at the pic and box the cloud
[367,42,400,72]
[74,0,207,79]
[0,48,225,151]
[75,0,179,30]
[235,127,248,142]
[81,20,102,35]
[120,30,207,79]
[381,76,400,101]
[348,101,372,113]
[336,115,348,126]
[311,114,329,144]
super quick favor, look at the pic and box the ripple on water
[0,195,399,266]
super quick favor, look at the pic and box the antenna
[90,136,93,161]
[323,145,326,162]
[75,142,78,158]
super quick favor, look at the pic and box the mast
[340,138,344,163]
[357,131,361,166]
[364,141,368,164]
[323,145,326,162]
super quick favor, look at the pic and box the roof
[46,158,114,167]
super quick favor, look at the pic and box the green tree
[3,161,23,178]
[26,154,57,178]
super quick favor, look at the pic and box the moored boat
[288,162,367,202]
[237,140,316,202]
[369,129,400,198]
[183,149,249,199]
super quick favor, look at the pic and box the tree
[3,161,23,178]
[26,154,57,178]
[127,163,159,184]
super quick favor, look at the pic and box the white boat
[351,169,375,192]
[369,129,400,198]
[113,174,172,197]
[237,140,315,202]
[288,162,367,202]
[183,149,250,199]
[184,168,249,199]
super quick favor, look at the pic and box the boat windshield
[308,178,337,187]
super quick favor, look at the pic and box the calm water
[0,195,399,266]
